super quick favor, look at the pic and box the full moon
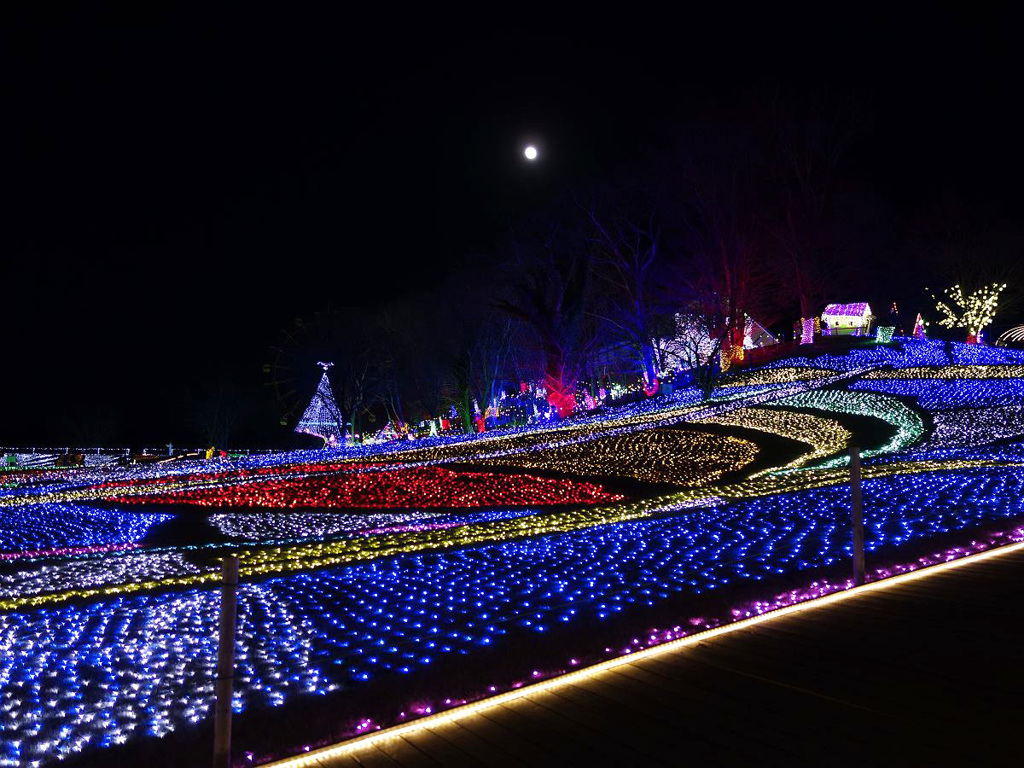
[524,145,538,160]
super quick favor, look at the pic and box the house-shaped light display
[821,303,873,335]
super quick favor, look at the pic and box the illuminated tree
[498,213,597,419]
[670,308,726,400]
[928,282,1006,343]
[295,363,345,446]
[583,198,666,394]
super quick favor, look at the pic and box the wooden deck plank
[349,744,403,768]
[391,728,478,768]
[302,546,1024,768]
[422,722,528,768]
[441,710,546,765]
[522,688,691,764]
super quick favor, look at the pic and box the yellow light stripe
[861,365,1024,380]
[263,538,1024,768]
[696,407,851,477]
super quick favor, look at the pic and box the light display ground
[2,339,1024,766]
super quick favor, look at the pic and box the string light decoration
[3,337,1024,762]
[114,466,624,509]
[473,429,758,486]
[875,326,895,344]
[820,303,873,335]
[697,407,852,474]
[913,313,927,340]
[3,466,1024,762]
[929,282,1007,342]
[768,389,925,467]
[295,363,345,446]
[800,317,815,344]
[999,324,1024,345]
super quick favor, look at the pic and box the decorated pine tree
[295,362,344,446]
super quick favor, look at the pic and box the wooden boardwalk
[275,547,1024,767]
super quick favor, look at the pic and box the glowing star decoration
[524,145,538,160]
[929,283,1006,343]
[296,363,344,447]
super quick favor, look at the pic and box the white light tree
[929,283,1006,343]
[295,362,345,447]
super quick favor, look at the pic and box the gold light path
[470,429,759,486]
[696,407,852,475]
[718,366,838,388]
[862,365,1024,379]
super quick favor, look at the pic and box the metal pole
[213,555,239,768]
[849,446,865,586]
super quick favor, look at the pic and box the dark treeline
[256,94,1023,449]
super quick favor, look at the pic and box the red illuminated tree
[498,215,597,418]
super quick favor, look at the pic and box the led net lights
[697,407,852,474]
[0,505,171,555]
[1,364,869,514]
[0,510,551,604]
[2,336,1024,763]
[472,429,759,486]
[759,338,1024,374]
[0,551,204,600]
[210,510,444,541]
[112,466,624,509]
[861,365,1024,380]
[718,367,838,388]
[210,508,544,542]
[3,466,1024,763]
[916,407,1024,451]
[851,378,1024,411]
[5,457,1019,614]
[768,389,924,468]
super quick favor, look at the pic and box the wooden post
[849,446,865,586]
[213,555,239,768]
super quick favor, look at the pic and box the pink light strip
[0,541,143,561]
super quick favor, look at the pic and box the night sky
[5,10,1023,447]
